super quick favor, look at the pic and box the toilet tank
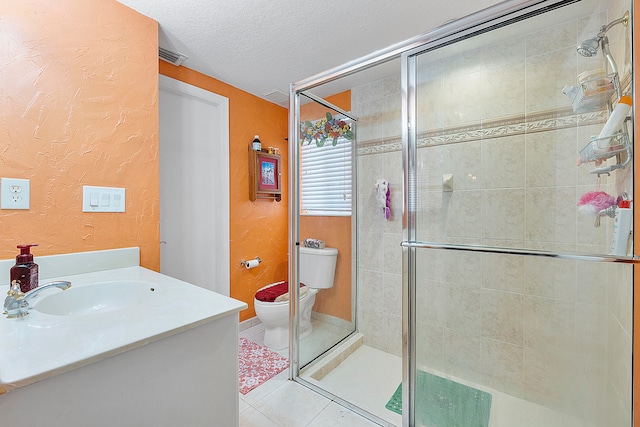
[299,246,338,289]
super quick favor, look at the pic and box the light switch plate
[82,186,125,212]
[1,178,30,210]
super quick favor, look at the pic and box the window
[300,124,353,216]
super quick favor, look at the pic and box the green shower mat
[385,370,492,427]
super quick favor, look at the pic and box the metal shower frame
[288,0,637,425]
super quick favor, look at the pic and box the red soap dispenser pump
[10,244,39,293]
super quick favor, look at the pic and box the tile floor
[240,320,606,427]
[239,323,381,426]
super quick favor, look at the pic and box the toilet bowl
[254,246,338,350]
[254,284,317,350]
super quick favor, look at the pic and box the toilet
[254,246,338,350]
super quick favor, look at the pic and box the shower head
[576,10,629,57]
[577,37,601,57]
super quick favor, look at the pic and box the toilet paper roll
[245,259,260,269]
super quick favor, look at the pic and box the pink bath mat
[238,337,289,394]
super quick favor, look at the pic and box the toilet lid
[255,282,305,302]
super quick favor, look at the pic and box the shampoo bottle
[252,135,262,151]
[10,244,39,293]
[611,200,632,256]
[598,95,632,140]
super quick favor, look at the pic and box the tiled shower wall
[353,1,631,425]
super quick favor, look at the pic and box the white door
[159,75,230,295]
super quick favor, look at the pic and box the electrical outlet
[1,178,30,210]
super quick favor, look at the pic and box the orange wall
[299,91,352,321]
[300,217,352,321]
[0,0,160,270]
[159,62,288,322]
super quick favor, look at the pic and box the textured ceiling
[117,0,502,105]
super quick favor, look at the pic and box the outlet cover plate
[1,178,30,210]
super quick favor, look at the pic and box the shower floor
[304,344,602,427]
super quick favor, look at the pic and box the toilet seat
[255,281,306,302]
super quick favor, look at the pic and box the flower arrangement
[300,112,353,147]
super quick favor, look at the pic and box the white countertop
[0,266,247,394]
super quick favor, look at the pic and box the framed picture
[258,155,278,191]
[249,146,282,201]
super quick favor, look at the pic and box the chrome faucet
[3,280,71,318]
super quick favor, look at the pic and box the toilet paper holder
[241,257,262,268]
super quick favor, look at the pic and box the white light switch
[83,186,125,212]
[1,178,30,210]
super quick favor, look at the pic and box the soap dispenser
[10,244,39,293]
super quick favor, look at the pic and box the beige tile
[607,311,632,414]
[525,47,577,112]
[523,346,575,410]
[417,79,445,133]
[416,279,447,327]
[239,396,251,414]
[383,233,403,275]
[481,60,526,120]
[381,272,402,315]
[607,378,633,427]
[241,370,291,406]
[524,295,575,352]
[357,231,384,271]
[444,284,482,336]
[571,304,608,427]
[443,249,482,287]
[252,381,331,427]
[525,128,577,188]
[443,329,482,384]
[607,263,633,336]
[481,189,525,240]
[526,20,577,57]
[416,249,446,284]
[525,187,556,243]
[441,140,482,191]
[381,95,402,139]
[357,269,384,312]
[481,35,526,68]
[524,257,576,300]
[481,135,525,189]
[416,191,446,240]
[525,186,577,245]
[239,406,281,427]
[417,144,445,189]
[442,71,483,127]
[481,338,524,397]
[554,186,578,244]
[446,189,484,239]
[481,289,524,345]
[441,45,484,78]
[415,321,444,372]
[481,253,525,292]
[307,402,380,427]
[576,261,607,304]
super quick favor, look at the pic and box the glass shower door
[295,92,357,368]
[405,0,634,426]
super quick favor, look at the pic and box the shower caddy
[567,11,632,176]
[573,71,632,176]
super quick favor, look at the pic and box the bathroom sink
[33,281,158,316]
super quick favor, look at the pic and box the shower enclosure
[289,0,635,426]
